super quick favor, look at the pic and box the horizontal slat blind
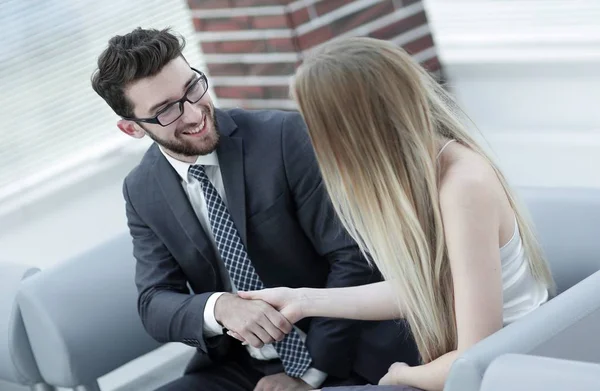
[0,0,205,201]
[424,0,600,62]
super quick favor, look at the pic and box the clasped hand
[215,288,303,346]
[214,290,314,391]
[214,292,294,348]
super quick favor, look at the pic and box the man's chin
[183,135,219,156]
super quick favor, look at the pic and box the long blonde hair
[293,37,554,363]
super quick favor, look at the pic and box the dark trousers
[156,321,422,391]
[323,387,422,391]
[155,347,368,391]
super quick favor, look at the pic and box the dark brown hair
[91,27,185,117]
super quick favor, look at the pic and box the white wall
[425,0,600,189]
[445,60,600,189]
[0,148,141,269]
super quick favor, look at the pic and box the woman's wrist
[296,287,319,318]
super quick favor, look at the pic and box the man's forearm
[139,288,214,350]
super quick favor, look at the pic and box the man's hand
[214,293,293,348]
[238,287,307,324]
[254,373,313,391]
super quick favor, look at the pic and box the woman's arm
[381,350,459,391]
[302,281,402,320]
[238,280,402,323]
[381,171,505,391]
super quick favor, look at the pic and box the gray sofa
[481,354,600,391]
[16,235,161,391]
[445,187,600,391]
[0,262,54,391]
[6,186,600,391]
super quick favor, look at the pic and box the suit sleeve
[123,180,231,355]
[280,112,381,378]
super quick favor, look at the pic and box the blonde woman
[237,37,554,391]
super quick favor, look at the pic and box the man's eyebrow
[147,72,198,114]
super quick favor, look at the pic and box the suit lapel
[216,136,247,246]
[154,154,217,268]
[215,110,248,246]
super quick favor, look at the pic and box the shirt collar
[159,146,219,184]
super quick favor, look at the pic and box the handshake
[214,287,309,348]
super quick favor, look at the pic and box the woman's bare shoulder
[438,148,502,212]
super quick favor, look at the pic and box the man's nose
[180,100,203,123]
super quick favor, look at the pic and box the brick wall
[188,0,440,110]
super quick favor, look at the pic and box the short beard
[143,112,220,157]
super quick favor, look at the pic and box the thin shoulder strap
[436,139,456,160]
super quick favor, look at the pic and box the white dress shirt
[159,148,327,388]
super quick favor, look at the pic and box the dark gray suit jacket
[123,109,419,383]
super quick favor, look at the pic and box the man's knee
[154,373,215,391]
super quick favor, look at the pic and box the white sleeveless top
[437,140,548,325]
[500,219,549,325]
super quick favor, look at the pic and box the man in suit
[91,27,419,391]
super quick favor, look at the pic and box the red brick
[262,86,290,99]
[315,0,350,16]
[188,0,294,9]
[252,14,289,29]
[219,40,268,53]
[215,86,266,99]
[219,99,295,110]
[186,0,441,109]
[265,38,297,52]
[248,62,296,76]
[233,0,292,6]
[214,86,290,99]
[395,0,422,8]
[193,18,202,32]
[207,63,248,77]
[195,17,250,32]
[200,40,266,54]
[201,38,296,54]
[187,0,230,10]
[297,26,335,51]
[402,34,434,54]
[206,62,296,77]
[331,0,395,36]
[369,11,427,40]
[199,41,219,53]
[420,56,441,72]
[288,7,311,27]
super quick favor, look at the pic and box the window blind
[0,0,206,202]
[424,0,600,62]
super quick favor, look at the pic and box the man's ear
[117,120,145,139]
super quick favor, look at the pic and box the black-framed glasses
[122,68,209,127]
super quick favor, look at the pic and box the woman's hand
[238,287,308,325]
[378,362,410,386]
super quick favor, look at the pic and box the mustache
[176,108,212,135]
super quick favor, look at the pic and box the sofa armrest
[481,354,600,391]
[16,235,162,387]
[444,269,600,391]
[0,261,45,385]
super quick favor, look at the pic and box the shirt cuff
[203,292,227,337]
[301,367,328,389]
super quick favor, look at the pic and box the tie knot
[188,164,208,182]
